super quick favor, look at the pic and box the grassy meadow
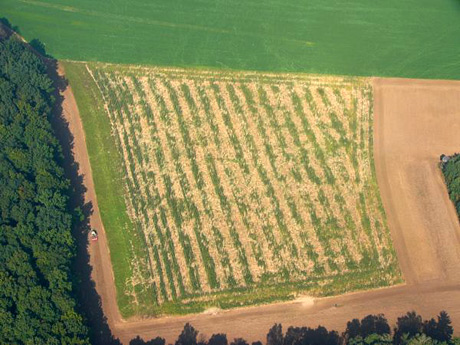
[64,61,401,317]
[2,0,460,79]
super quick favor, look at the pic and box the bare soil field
[374,78,460,285]
[60,65,460,343]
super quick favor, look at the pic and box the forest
[442,154,460,218]
[0,34,89,343]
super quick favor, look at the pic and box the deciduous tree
[0,34,89,344]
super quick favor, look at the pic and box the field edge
[63,61,145,318]
[64,61,403,318]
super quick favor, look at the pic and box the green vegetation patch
[442,154,460,218]
[0,37,89,344]
[65,61,402,318]
[63,62,154,317]
[2,0,460,79]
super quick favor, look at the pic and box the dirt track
[57,64,123,330]
[58,64,460,344]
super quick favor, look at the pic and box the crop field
[3,0,460,79]
[66,62,401,317]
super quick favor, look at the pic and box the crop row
[90,65,397,306]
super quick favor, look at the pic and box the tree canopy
[0,35,89,344]
[442,154,460,218]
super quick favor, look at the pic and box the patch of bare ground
[373,78,460,284]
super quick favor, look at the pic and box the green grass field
[3,0,460,79]
[64,61,401,317]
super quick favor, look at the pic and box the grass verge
[63,62,147,317]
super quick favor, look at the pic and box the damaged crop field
[65,62,402,317]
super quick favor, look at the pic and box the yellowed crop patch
[88,63,401,315]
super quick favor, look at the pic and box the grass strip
[63,62,146,317]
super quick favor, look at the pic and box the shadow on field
[46,60,123,345]
[2,18,173,345]
[2,19,121,344]
[46,40,164,345]
[2,19,123,343]
[47,47,170,345]
[0,17,20,34]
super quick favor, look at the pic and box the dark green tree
[344,319,361,340]
[208,334,228,345]
[360,314,391,337]
[0,34,89,344]
[176,323,198,345]
[284,326,340,345]
[345,314,391,342]
[130,336,166,345]
[393,311,423,344]
[423,310,453,343]
[442,154,460,218]
[348,333,393,345]
[267,323,283,345]
[230,338,249,345]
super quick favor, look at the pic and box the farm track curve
[57,63,460,344]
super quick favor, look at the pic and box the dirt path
[59,65,460,343]
[57,64,123,330]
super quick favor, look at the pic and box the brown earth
[374,78,460,285]
[56,64,123,332]
[58,63,460,344]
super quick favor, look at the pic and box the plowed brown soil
[59,63,460,344]
[374,78,460,285]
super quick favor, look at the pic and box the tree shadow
[1,18,122,343]
[30,38,53,58]
[129,336,166,345]
[46,57,122,345]
[1,18,172,345]
[0,17,20,34]
[44,37,168,345]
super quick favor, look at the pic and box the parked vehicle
[90,229,98,241]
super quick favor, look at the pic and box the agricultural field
[65,62,401,317]
[2,0,460,79]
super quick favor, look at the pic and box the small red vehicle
[90,229,98,242]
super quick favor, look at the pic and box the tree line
[442,154,460,219]
[130,311,456,345]
[0,34,90,343]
